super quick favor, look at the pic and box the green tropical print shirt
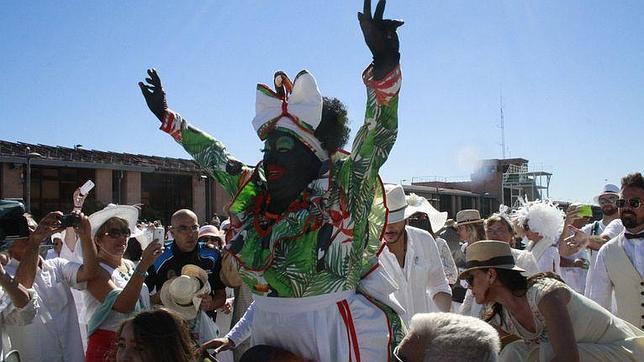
[160,65,401,299]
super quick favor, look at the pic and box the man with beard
[561,184,622,294]
[587,172,644,329]
[380,185,452,326]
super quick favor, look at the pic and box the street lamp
[24,147,44,213]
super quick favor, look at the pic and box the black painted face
[262,130,321,205]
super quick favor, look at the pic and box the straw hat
[593,184,620,204]
[385,184,408,224]
[404,193,448,232]
[88,204,142,239]
[458,240,525,280]
[160,264,211,320]
[455,209,483,226]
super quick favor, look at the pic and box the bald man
[145,209,226,312]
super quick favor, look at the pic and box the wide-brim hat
[160,264,210,320]
[88,204,142,239]
[593,183,620,204]
[458,240,525,280]
[455,209,484,226]
[385,184,408,224]
[403,193,448,232]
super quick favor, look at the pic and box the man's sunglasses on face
[616,198,641,209]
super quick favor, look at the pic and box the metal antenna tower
[499,89,507,159]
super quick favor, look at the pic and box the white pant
[251,290,392,362]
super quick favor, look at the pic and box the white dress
[496,278,644,361]
[82,261,150,333]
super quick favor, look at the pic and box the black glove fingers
[374,0,386,21]
[363,0,372,19]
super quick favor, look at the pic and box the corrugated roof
[0,140,202,174]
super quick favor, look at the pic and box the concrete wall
[1,163,23,199]
[95,169,112,205]
[124,171,141,205]
[192,175,206,222]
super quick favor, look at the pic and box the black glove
[358,0,404,80]
[138,68,168,122]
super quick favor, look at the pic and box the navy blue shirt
[145,241,226,294]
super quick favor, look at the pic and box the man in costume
[139,1,404,360]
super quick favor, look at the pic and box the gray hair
[398,313,500,362]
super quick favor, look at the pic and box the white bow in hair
[251,70,328,161]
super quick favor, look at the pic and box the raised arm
[87,242,161,313]
[139,69,251,196]
[0,263,30,308]
[342,0,403,220]
[14,212,64,288]
[74,213,99,282]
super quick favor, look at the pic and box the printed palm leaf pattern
[169,64,401,299]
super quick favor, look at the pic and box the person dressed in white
[379,185,452,325]
[587,172,644,329]
[83,205,160,362]
[460,211,540,318]
[511,198,563,275]
[5,211,99,362]
[0,259,39,360]
[561,184,622,296]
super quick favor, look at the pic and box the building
[0,140,230,225]
[406,158,552,218]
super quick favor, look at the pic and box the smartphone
[153,227,165,243]
[80,180,95,196]
[577,204,593,218]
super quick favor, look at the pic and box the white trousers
[251,290,392,362]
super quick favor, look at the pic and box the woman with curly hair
[461,240,643,361]
[115,308,197,362]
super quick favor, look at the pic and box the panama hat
[455,209,484,226]
[385,184,408,224]
[88,204,142,239]
[160,264,211,320]
[593,184,620,204]
[458,240,525,280]
[404,193,448,232]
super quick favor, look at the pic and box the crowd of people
[1,1,642,361]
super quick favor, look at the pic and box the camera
[0,200,29,242]
[60,213,81,228]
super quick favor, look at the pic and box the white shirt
[527,238,561,275]
[434,237,459,285]
[601,219,625,239]
[588,232,644,310]
[581,219,612,296]
[379,226,451,325]
[4,257,86,362]
[82,261,150,332]
[1,287,39,359]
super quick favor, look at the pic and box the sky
[2,1,642,204]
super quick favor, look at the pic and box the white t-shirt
[1,287,39,359]
[4,257,86,362]
[601,219,625,239]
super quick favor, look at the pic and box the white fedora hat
[88,204,142,239]
[593,184,620,204]
[404,193,448,232]
[160,264,211,320]
[385,184,408,224]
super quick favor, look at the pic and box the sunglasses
[103,228,131,239]
[598,197,618,205]
[616,198,641,209]
[465,275,475,287]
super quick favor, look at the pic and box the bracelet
[133,268,148,278]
